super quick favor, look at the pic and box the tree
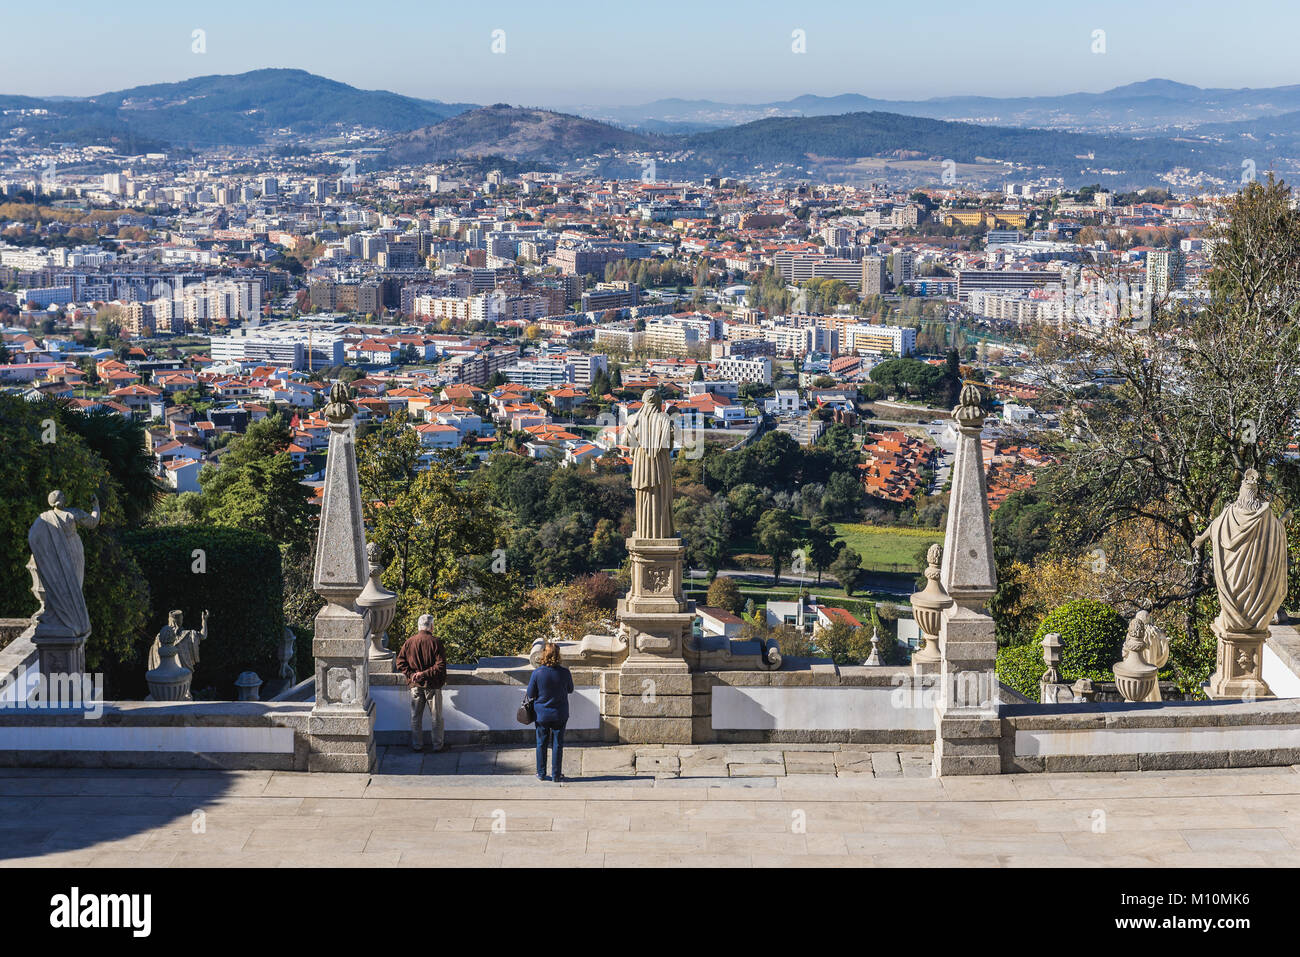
[205,454,314,553]
[0,394,148,672]
[992,486,1058,564]
[869,357,945,402]
[756,508,795,584]
[726,483,764,534]
[706,575,745,615]
[821,470,865,521]
[817,620,874,666]
[368,459,542,660]
[940,348,962,408]
[57,405,163,527]
[830,544,863,595]
[1033,174,1300,640]
[815,422,861,467]
[684,498,732,579]
[805,515,841,583]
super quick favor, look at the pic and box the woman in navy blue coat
[526,642,574,782]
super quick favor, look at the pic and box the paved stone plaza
[3,747,1300,867]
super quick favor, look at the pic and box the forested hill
[681,111,1239,177]
[0,69,475,149]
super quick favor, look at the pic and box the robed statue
[1192,469,1289,635]
[28,490,100,640]
[148,609,209,673]
[628,389,676,539]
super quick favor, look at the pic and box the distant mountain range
[382,106,1243,188]
[0,70,1288,188]
[569,79,1300,134]
[0,69,475,151]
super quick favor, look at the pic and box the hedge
[1032,598,1127,684]
[996,642,1048,702]
[118,527,284,699]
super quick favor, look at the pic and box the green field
[833,523,944,572]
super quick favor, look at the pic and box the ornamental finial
[324,381,357,423]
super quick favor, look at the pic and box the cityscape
[0,0,1296,919]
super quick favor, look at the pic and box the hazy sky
[2,0,1296,106]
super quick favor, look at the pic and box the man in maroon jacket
[395,614,447,752]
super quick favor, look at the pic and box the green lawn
[833,523,944,573]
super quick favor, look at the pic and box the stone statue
[28,490,100,640]
[1192,469,1289,634]
[1113,614,1158,703]
[627,389,676,540]
[145,613,192,701]
[1134,608,1169,702]
[148,609,208,673]
[279,626,298,683]
[1192,468,1289,698]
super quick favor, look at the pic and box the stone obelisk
[933,382,1000,775]
[308,383,376,771]
[615,390,695,744]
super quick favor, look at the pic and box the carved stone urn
[355,541,396,663]
[146,625,192,702]
[1112,618,1157,703]
[910,543,952,673]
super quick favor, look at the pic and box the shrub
[706,576,744,614]
[1032,598,1127,684]
[119,526,284,699]
[996,641,1047,702]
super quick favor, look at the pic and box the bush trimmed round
[1032,598,1127,683]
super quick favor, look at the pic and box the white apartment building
[209,325,346,370]
[502,356,574,389]
[842,323,916,357]
[712,355,773,385]
[594,327,644,352]
[643,318,700,355]
[563,352,608,388]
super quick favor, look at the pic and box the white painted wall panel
[1262,643,1300,699]
[373,684,600,732]
[712,685,933,731]
[1016,724,1300,757]
[0,725,294,753]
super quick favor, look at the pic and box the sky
[2,0,1297,107]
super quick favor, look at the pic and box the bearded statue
[1192,469,1288,636]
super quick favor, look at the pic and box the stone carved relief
[636,633,673,653]
[326,666,357,705]
[641,566,672,593]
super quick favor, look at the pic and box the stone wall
[0,701,312,770]
[1000,698,1300,773]
[372,659,935,747]
[371,665,610,746]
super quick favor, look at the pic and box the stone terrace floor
[381,744,938,779]
[3,747,1300,867]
